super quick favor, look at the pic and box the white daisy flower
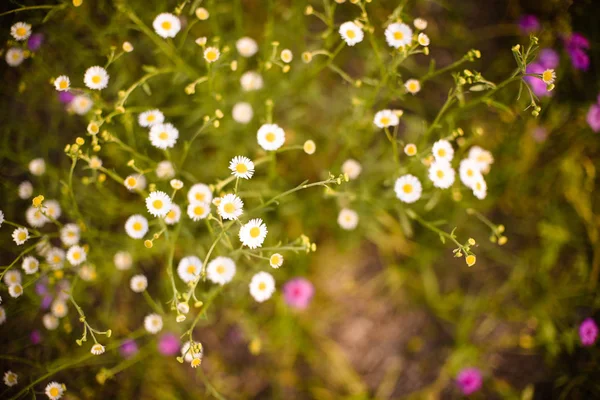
[428,160,456,189]
[204,46,220,63]
[22,256,39,274]
[51,300,68,318]
[206,256,236,285]
[114,251,133,270]
[66,245,86,266]
[130,275,148,293]
[269,253,284,269]
[4,270,21,286]
[240,71,263,91]
[414,18,428,30]
[54,75,70,91]
[187,183,213,204]
[404,143,418,156]
[417,33,430,46]
[542,69,556,84]
[177,256,202,283]
[472,176,487,200]
[432,139,454,162]
[71,95,93,115]
[257,123,285,151]
[232,102,253,124]
[18,181,33,199]
[229,156,255,179]
[468,146,494,174]
[5,48,24,67]
[341,159,362,180]
[373,109,400,128]
[145,191,172,218]
[8,284,23,298]
[26,206,48,228]
[249,271,276,302]
[280,49,293,63]
[12,227,29,245]
[46,248,65,269]
[123,174,146,191]
[339,21,364,46]
[405,79,421,94]
[138,109,164,127]
[125,215,149,239]
[236,37,258,57]
[149,123,179,149]
[187,202,210,221]
[10,22,31,41]
[45,382,65,400]
[459,159,481,189]
[394,174,423,203]
[60,223,80,246]
[144,313,163,334]
[91,343,105,355]
[217,194,244,220]
[44,200,61,220]
[29,158,46,176]
[337,208,359,230]
[385,22,413,48]
[165,204,182,225]
[43,314,59,331]
[3,371,18,387]
[239,218,268,249]
[156,160,175,180]
[153,13,181,38]
[84,66,109,90]
[0,307,5,325]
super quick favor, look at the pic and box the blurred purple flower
[538,49,559,69]
[158,333,180,356]
[587,103,600,132]
[27,33,44,51]
[579,318,598,346]
[41,295,53,310]
[565,33,590,50]
[532,127,548,143]
[120,339,139,358]
[569,48,590,71]
[524,63,550,98]
[283,278,314,310]
[35,282,48,296]
[30,330,42,344]
[58,91,75,104]
[456,368,483,395]
[518,15,540,34]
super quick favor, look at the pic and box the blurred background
[1,0,599,399]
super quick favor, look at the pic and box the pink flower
[587,103,600,132]
[283,278,314,310]
[518,15,540,34]
[579,318,598,346]
[120,339,138,358]
[158,333,180,356]
[456,368,482,395]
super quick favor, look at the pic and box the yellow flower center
[393,31,404,40]
[53,255,61,263]
[216,265,225,274]
[16,27,27,37]
[14,285,22,294]
[271,255,280,264]
[147,114,155,122]
[73,251,81,260]
[402,184,413,194]
[59,80,68,89]
[249,226,261,238]
[194,193,205,201]
[187,265,196,274]
[265,132,276,142]
[49,387,59,397]
[475,182,482,190]
[159,132,169,140]
[91,75,101,84]
[409,82,418,91]
[235,163,248,173]
[436,170,444,178]
[223,202,235,213]
[438,149,446,157]
[206,50,218,61]
[542,70,553,82]
[380,117,390,125]
[126,177,137,187]
[133,222,142,231]
[153,199,163,209]
[467,169,474,177]
[258,282,266,291]
[18,231,27,241]
[194,205,205,216]
[166,210,176,219]
[162,21,172,30]
[346,29,356,39]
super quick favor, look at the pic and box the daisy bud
[303,140,316,154]
[283,65,291,73]
[176,356,184,363]
[302,52,313,63]
[280,49,293,63]
[465,255,476,267]
[32,195,44,208]
[73,0,83,6]
[215,109,224,118]
[122,41,134,52]
[230,60,238,71]
[497,224,505,233]
[93,145,101,152]
[195,37,207,46]
[468,238,476,245]
[195,7,209,20]
[144,240,153,248]
[170,179,184,190]
[176,315,186,322]
[89,156,102,169]
[213,120,220,128]
[76,137,85,145]
[304,5,313,15]
[98,174,106,183]
[191,357,202,368]
[194,301,204,308]
[498,236,508,245]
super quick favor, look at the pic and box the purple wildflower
[58,91,75,104]
[518,15,540,34]
[565,33,590,50]
[532,127,548,143]
[35,282,48,296]
[30,330,42,344]
[456,368,483,395]
[569,47,590,71]
[120,339,139,358]
[158,333,180,356]
[41,295,53,310]
[283,278,315,310]
[587,103,600,132]
[538,49,559,70]
[524,63,551,98]
[579,318,598,346]
[27,33,44,51]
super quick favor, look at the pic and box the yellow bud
[249,338,261,355]
[468,238,476,245]
[497,224,505,233]
[73,0,83,6]
[282,65,291,73]
[54,270,64,279]
[93,145,101,152]
[498,236,508,245]
[32,195,44,208]
[76,137,85,145]
[144,240,153,248]
[215,109,224,118]
[465,255,476,267]
[304,5,313,15]
[98,173,106,183]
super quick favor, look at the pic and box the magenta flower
[538,49,559,70]
[518,15,540,34]
[58,91,75,104]
[456,368,483,395]
[580,318,598,346]
[283,278,315,310]
[587,103,600,132]
[27,33,44,51]
[30,330,42,345]
[569,47,590,71]
[158,333,180,356]
[565,33,590,50]
[120,339,139,358]
[524,63,551,98]
[532,126,548,143]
